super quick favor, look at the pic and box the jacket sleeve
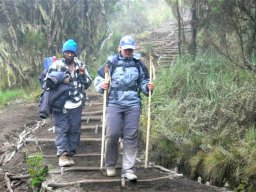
[138,62,150,96]
[94,57,114,94]
[94,74,105,94]
[39,91,51,119]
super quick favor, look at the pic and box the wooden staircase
[24,92,178,191]
[140,30,179,68]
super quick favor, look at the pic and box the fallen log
[49,166,103,174]
[0,151,7,165]
[11,180,22,188]
[48,178,121,188]
[47,175,172,188]
[10,174,30,180]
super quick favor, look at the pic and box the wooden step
[42,167,172,190]
[81,116,102,123]
[85,101,103,106]
[47,175,171,188]
[25,140,102,155]
[82,110,102,116]
[40,153,101,158]
[81,124,102,130]
[81,124,102,135]
[25,137,101,143]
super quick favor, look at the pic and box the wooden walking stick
[145,54,154,168]
[100,64,109,171]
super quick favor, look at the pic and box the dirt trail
[0,93,231,192]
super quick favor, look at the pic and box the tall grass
[145,52,256,190]
[0,89,25,107]
[0,82,41,108]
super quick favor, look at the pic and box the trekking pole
[145,54,153,168]
[100,64,109,171]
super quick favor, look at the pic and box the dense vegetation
[0,0,255,191]
[145,1,256,191]
[0,0,117,90]
[147,53,255,190]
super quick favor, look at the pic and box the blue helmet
[119,35,136,49]
[62,39,78,54]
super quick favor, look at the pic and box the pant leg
[53,111,70,156]
[105,106,123,168]
[68,106,82,156]
[122,106,141,174]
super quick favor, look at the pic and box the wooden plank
[25,137,102,143]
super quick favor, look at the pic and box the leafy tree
[0,0,117,89]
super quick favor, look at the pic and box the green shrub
[26,153,48,191]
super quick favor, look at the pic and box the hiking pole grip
[100,64,109,171]
[145,54,153,168]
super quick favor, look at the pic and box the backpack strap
[97,54,149,80]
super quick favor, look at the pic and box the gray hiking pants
[53,106,82,156]
[105,106,141,174]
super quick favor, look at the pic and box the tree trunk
[176,0,182,57]
[190,0,197,60]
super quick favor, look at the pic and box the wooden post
[145,54,153,168]
[100,64,109,170]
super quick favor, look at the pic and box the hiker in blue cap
[94,35,155,180]
[46,39,92,167]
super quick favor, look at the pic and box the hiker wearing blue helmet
[94,35,155,181]
[46,39,92,167]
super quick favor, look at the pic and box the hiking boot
[58,154,70,167]
[122,172,137,181]
[106,168,116,177]
[68,157,75,165]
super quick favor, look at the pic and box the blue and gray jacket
[94,53,150,107]
[39,71,70,119]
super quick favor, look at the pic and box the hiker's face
[63,51,75,64]
[120,48,134,58]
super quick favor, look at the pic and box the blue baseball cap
[119,35,136,49]
[62,39,78,54]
